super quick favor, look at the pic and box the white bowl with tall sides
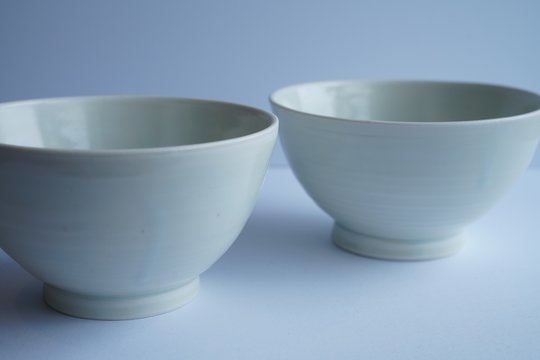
[0,96,278,319]
[271,80,540,260]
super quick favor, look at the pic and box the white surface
[1,166,539,359]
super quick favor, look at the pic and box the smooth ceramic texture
[0,96,278,319]
[271,80,540,260]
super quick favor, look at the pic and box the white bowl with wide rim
[271,80,540,260]
[0,96,278,319]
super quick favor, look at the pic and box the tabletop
[1,166,539,359]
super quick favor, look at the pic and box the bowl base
[332,223,464,261]
[43,277,199,320]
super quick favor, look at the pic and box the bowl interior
[272,81,540,123]
[0,97,274,150]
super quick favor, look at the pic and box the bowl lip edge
[0,95,279,157]
[269,79,540,126]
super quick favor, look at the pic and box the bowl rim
[269,79,540,126]
[0,95,278,157]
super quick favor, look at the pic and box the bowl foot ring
[43,277,199,320]
[332,223,465,261]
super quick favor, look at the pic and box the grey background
[1,0,539,166]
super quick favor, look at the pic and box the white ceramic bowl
[0,96,277,319]
[271,80,540,260]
